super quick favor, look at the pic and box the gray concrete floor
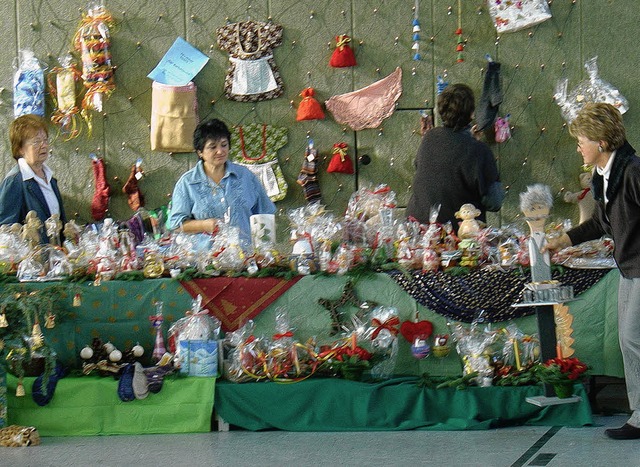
[2,414,640,467]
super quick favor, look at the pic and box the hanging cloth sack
[329,35,357,68]
[150,81,199,153]
[230,124,288,202]
[327,142,354,174]
[296,88,325,121]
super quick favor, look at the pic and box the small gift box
[175,295,221,376]
[178,339,218,377]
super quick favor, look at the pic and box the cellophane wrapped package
[176,295,221,376]
[488,0,552,34]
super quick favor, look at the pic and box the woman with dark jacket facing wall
[0,114,66,243]
[406,83,504,232]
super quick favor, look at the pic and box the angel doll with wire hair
[519,184,553,283]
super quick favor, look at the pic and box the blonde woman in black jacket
[545,102,640,440]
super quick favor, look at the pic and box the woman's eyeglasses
[25,137,50,148]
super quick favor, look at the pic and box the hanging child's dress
[229,123,288,202]
[216,20,284,102]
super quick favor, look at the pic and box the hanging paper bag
[296,88,325,121]
[327,142,354,174]
[329,35,357,68]
[488,0,552,34]
[150,81,199,153]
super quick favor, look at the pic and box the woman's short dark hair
[9,114,48,160]
[437,83,475,131]
[193,119,232,153]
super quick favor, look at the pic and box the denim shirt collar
[191,160,239,184]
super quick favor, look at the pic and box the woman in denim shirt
[168,119,275,249]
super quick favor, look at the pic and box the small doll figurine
[45,213,63,246]
[563,171,595,225]
[22,210,43,248]
[455,203,482,239]
[519,184,553,282]
[63,219,83,246]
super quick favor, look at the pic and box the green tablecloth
[248,270,623,378]
[14,269,623,378]
[7,374,214,436]
[21,279,194,368]
[215,377,593,431]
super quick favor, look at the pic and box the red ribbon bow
[332,143,349,162]
[371,317,400,340]
[577,187,591,201]
[273,331,294,340]
[336,35,351,50]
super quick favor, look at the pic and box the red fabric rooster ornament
[122,160,145,211]
[90,155,111,221]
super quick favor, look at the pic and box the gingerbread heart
[400,320,434,342]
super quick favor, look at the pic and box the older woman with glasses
[0,114,66,243]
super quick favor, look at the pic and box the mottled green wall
[0,0,635,235]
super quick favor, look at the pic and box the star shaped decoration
[318,280,376,335]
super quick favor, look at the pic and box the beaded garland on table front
[387,268,609,323]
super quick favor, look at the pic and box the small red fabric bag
[329,35,357,68]
[326,142,354,174]
[296,88,325,121]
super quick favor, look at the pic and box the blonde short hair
[569,103,626,152]
[9,114,48,160]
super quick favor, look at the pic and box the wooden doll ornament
[563,171,595,225]
[519,184,553,283]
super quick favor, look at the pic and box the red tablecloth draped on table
[179,276,302,331]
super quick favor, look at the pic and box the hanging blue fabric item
[14,50,45,117]
[436,75,449,95]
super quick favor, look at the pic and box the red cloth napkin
[180,277,302,332]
